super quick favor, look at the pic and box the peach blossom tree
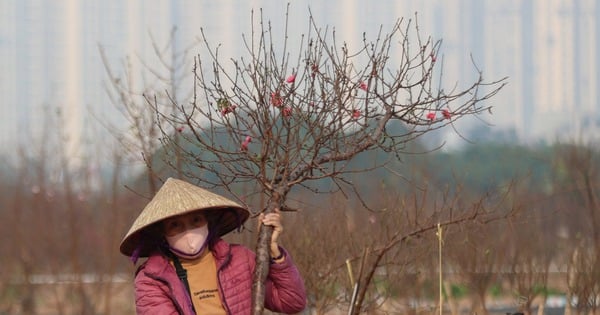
[148,9,506,314]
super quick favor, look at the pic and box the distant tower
[573,0,598,138]
[597,0,600,124]
[521,0,535,140]
[62,0,82,167]
[0,1,17,149]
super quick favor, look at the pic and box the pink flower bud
[442,109,451,119]
[359,81,368,91]
[286,74,296,83]
[241,136,251,151]
[220,104,237,116]
[352,109,361,119]
[282,107,292,117]
[426,112,436,121]
[271,92,283,107]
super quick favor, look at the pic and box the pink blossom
[431,53,437,63]
[426,112,436,121]
[220,104,237,116]
[282,107,292,117]
[359,81,368,91]
[286,74,296,83]
[176,126,185,133]
[442,109,452,119]
[271,92,283,107]
[352,109,361,119]
[241,136,251,151]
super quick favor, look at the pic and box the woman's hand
[260,209,285,263]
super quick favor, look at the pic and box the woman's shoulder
[213,238,253,254]
[229,243,255,257]
[135,252,171,277]
[212,238,255,263]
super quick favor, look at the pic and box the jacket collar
[210,238,230,265]
[142,238,231,276]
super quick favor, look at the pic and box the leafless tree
[504,206,554,315]
[144,7,506,314]
[0,105,142,314]
[553,144,600,315]
[99,27,200,195]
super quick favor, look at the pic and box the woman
[119,177,306,314]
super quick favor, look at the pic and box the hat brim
[119,205,249,257]
[118,177,251,258]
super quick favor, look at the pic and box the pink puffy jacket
[134,238,306,315]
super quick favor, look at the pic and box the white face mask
[166,225,209,259]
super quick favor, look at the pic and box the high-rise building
[1,0,599,164]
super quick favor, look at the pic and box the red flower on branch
[442,109,452,119]
[220,104,237,116]
[352,109,361,119]
[359,81,368,91]
[271,92,283,107]
[426,112,436,121]
[286,74,296,83]
[176,126,185,133]
[241,136,252,151]
[282,107,292,117]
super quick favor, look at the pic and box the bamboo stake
[346,259,355,287]
[437,223,443,315]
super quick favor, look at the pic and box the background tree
[146,8,506,314]
[99,27,199,195]
[503,194,555,315]
[552,144,600,315]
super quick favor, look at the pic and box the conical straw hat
[119,177,250,257]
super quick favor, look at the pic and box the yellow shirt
[180,251,226,315]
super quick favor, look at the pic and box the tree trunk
[251,218,274,315]
[536,299,545,315]
[251,190,284,315]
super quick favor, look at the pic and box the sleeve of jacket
[264,247,307,314]
[134,267,181,315]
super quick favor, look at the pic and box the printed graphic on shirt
[194,288,218,300]
[182,252,226,314]
[190,283,224,313]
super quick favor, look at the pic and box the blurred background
[2,0,599,162]
[1,1,599,314]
